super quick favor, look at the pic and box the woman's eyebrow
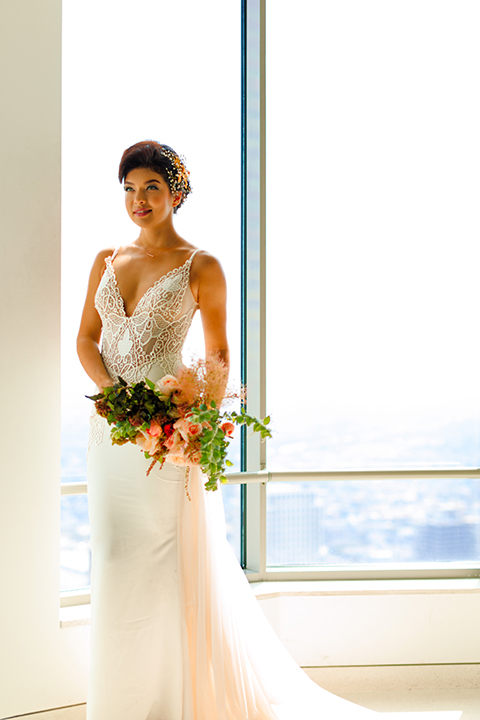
[123,178,160,187]
[124,179,161,185]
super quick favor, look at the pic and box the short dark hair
[118,140,191,214]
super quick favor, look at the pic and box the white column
[0,1,89,715]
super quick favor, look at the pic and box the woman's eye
[147,185,159,191]
[124,186,134,192]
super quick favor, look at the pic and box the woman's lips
[134,209,152,217]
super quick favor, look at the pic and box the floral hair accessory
[160,146,192,208]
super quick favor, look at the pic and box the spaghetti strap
[187,248,200,264]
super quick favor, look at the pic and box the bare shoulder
[90,246,116,272]
[95,246,116,264]
[84,247,116,291]
[189,249,226,305]
[191,249,225,279]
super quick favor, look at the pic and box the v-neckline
[107,252,196,319]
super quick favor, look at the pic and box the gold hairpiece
[160,146,192,208]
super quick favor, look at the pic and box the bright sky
[266,0,480,424]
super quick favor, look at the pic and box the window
[61,0,241,597]
[62,1,480,603]
[266,0,480,475]
[239,0,480,579]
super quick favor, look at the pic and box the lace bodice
[95,248,199,385]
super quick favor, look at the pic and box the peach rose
[165,453,189,466]
[186,421,203,438]
[136,432,161,455]
[189,449,202,464]
[174,417,203,441]
[155,375,179,397]
[221,421,235,438]
[164,429,185,454]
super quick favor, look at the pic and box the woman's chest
[95,264,192,322]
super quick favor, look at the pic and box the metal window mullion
[225,467,480,581]
[226,468,480,483]
[263,565,480,581]
[241,0,267,575]
[60,482,88,495]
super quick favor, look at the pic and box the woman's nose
[134,190,146,204]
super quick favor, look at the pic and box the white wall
[0,1,89,716]
[255,582,480,667]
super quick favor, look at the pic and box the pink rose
[221,422,235,438]
[155,375,179,397]
[147,420,163,438]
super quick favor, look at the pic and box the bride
[77,140,375,719]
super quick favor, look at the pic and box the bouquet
[87,357,271,493]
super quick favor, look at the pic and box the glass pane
[61,495,91,591]
[62,1,241,549]
[267,478,480,567]
[266,1,480,471]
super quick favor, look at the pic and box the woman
[78,141,374,719]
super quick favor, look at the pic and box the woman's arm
[195,252,230,370]
[77,249,116,389]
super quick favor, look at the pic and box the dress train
[180,466,376,719]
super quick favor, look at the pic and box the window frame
[61,0,480,607]
[238,0,480,583]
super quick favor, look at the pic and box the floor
[5,666,480,719]
[4,689,479,720]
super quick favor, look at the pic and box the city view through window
[62,1,480,592]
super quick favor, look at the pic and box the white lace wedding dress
[86,249,376,719]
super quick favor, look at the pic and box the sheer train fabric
[180,464,376,720]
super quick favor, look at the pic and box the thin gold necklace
[137,237,178,258]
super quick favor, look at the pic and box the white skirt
[87,419,376,720]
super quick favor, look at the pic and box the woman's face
[124,167,180,228]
